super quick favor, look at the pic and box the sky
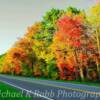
[0,0,97,54]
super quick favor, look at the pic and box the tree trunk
[96,29,100,80]
[80,67,85,81]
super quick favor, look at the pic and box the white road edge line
[1,80,53,100]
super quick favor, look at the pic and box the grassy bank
[0,81,31,100]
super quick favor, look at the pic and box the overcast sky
[0,0,97,54]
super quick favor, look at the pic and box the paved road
[0,74,100,100]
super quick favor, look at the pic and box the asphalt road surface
[0,74,100,100]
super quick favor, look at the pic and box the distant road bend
[0,74,100,100]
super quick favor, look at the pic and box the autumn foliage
[1,4,100,82]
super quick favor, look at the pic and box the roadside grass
[0,81,31,100]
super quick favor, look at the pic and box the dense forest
[0,3,100,82]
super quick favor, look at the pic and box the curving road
[0,74,100,100]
